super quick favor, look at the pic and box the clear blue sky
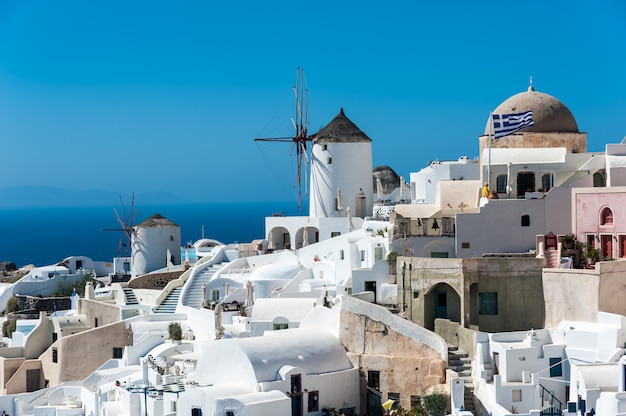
[1,1,625,205]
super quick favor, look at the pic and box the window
[541,172,554,191]
[331,231,341,237]
[367,371,380,390]
[273,323,289,330]
[322,144,328,151]
[52,348,58,363]
[620,235,626,258]
[308,390,319,412]
[123,262,130,272]
[95,317,99,328]
[211,289,220,301]
[327,157,332,164]
[479,292,498,315]
[593,171,605,187]
[496,175,507,193]
[431,252,448,258]
[360,250,365,261]
[601,207,614,225]
[521,214,530,226]
[340,250,344,260]
[388,393,400,409]
[461,242,470,249]
[549,357,563,377]
[113,347,123,359]
[410,396,421,410]
[413,291,419,299]
[52,333,57,342]
[374,247,383,262]
[512,389,522,402]
[225,412,233,416]
[191,409,202,416]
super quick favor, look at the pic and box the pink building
[573,187,626,260]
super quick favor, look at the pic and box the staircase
[181,262,230,308]
[545,248,561,268]
[122,288,138,305]
[154,287,183,314]
[448,344,475,413]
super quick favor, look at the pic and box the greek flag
[492,110,534,139]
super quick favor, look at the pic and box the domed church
[478,83,589,197]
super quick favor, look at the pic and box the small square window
[521,214,530,226]
[327,157,332,164]
[512,389,522,402]
[461,242,470,249]
[549,357,563,377]
[367,371,380,390]
[479,292,498,315]
[113,347,123,359]
[308,390,319,412]
[411,396,421,410]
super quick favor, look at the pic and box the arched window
[600,207,613,226]
[593,172,606,187]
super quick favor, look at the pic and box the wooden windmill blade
[100,193,140,257]
[253,68,311,210]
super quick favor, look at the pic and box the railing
[539,384,562,413]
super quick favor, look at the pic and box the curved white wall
[309,141,373,218]
[132,226,181,277]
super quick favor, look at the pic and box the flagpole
[487,112,493,190]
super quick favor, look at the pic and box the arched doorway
[294,226,319,249]
[425,283,461,331]
[268,226,291,250]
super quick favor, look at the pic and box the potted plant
[168,322,183,343]
[238,305,248,317]
[582,243,600,266]
[560,234,576,249]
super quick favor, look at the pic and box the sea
[0,202,300,268]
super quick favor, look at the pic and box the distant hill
[0,186,189,208]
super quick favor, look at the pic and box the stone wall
[339,296,447,412]
[16,295,71,314]
[127,270,183,289]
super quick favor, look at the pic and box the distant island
[0,186,189,208]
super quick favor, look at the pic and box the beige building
[338,296,448,414]
[396,256,545,334]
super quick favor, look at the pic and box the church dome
[484,87,578,135]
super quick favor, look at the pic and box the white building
[132,214,181,278]
[309,108,374,219]
[473,312,626,416]
[410,156,480,204]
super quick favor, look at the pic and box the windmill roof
[136,213,179,228]
[312,108,372,143]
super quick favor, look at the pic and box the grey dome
[484,87,578,135]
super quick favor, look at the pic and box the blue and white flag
[492,110,534,139]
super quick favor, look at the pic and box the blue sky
[1,1,625,206]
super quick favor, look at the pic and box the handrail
[539,384,562,411]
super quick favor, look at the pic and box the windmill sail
[254,68,311,210]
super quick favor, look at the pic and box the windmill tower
[309,108,373,218]
[131,214,181,278]
[255,69,374,219]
